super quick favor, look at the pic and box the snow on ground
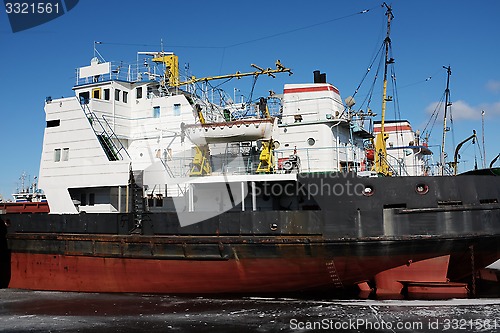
[1,289,500,332]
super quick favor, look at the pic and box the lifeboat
[184,118,274,145]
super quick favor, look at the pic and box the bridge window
[104,89,110,100]
[62,148,69,161]
[173,103,181,116]
[92,88,101,99]
[54,149,61,162]
[79,91,90,104]
[115,89,120,101]
[123,91,128,103]
[153,106,160,118]
[136,87,143,99]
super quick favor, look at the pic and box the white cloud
[425,100,500,120]
[449,100,481,120]
[486,80,500,94]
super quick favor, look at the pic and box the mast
[380,3,393,136]
[373,2,393,175]
[440,65,452,175]
[482,110,486,169]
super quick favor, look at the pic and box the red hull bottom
[8,242,499,295]
[406,282,469,300]
[374,255,450,298]
[8,252,452,294]
[9,253,335,293]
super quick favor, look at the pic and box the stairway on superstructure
[80,99,129,161]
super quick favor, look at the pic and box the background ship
[0,173,48,214]
[1,4,499,299]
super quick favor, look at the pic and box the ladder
[79,99,130,161]
[129,170,145,234]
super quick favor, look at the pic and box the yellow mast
[152,54,180,86]
[373,3,393,176]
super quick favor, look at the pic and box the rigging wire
[218,48,226,75]
[422,92,446,139]
[97,6,381,111]
[247,75,260,105]
[225,7,378,48]
[215,5,379,74]
[348,45,384,119]
[390,62,404,147]
[209,77,234,90]
[398,67,441,90]
[421,66,460,143]
[349,5,396,123]
[98,6,379,51]
[97,41,224,50]
[352,44,384,100]
[475,138,484,169]
[447,92,456,158]
[97,6,387,123]
[366,48,385,110]
[348,3,388,112]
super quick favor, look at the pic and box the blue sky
[1,0,499,199]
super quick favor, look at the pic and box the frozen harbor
[1,289,500,332]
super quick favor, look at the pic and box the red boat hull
[10,253,334,293]
[374,255,450,297]
[0,202,49,214]
[7,244,498,294]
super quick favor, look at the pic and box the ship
[1,4,499,298]
[0,173,49,214]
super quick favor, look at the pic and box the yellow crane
[176,60,292,87]
[151,52,292,89]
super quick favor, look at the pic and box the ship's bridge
[281,83,345,125]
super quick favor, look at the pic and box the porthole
[270,223,278,231]
[415,183,429,195]
[363,185,374,197]
[307,138,316,146]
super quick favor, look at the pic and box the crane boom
[175,60,292,87]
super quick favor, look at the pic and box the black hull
[2,171,500,293]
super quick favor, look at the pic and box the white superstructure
[275,83,368,173]
[38,52,431,214]
[40,54,195,214]
[373,120,432,176]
